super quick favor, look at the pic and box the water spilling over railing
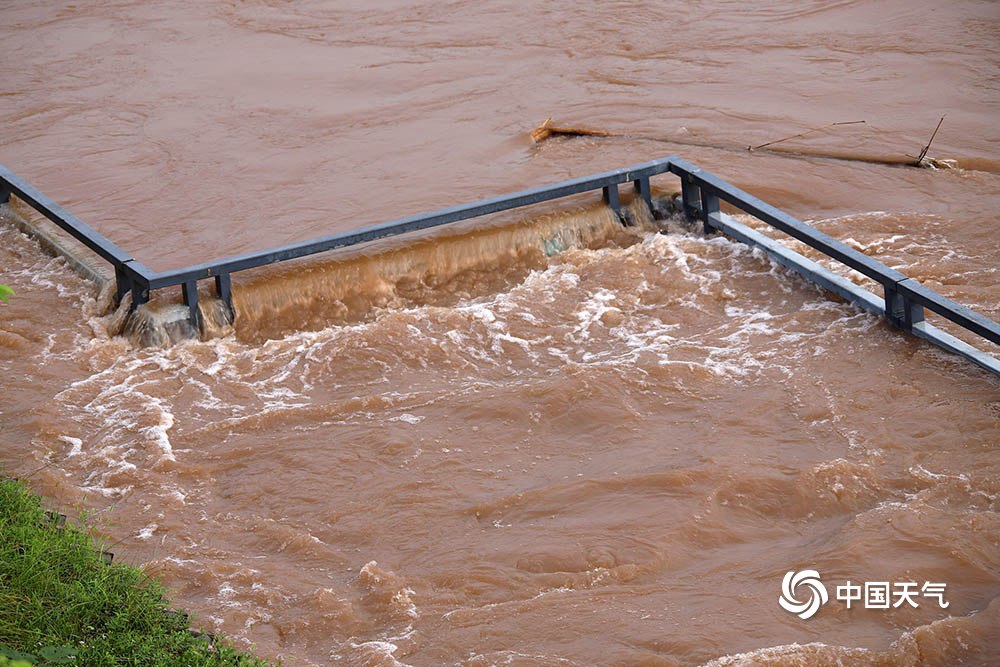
[1,158,997,375]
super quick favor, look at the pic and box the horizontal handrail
[895,278,1000,344]
[0,164,135,267]
[1,156,997,374]
[143,158,675,288]
[668,158,909,287]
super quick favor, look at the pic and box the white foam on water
[573,288,618,341]
[443,585,575,623]
[394,589,419,619]
[699,641,870,666]
[454,301,539,359]
[141,403,176,463]
[344,640,412,667]
[136,523,158,540]
[395,413,424,425]
[214,581,248,612]
[78,483,131,498]
[909,464,998,503]
[58,435,83,457]
[465,650,579,666]
[164,556,201,566]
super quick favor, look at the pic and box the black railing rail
[667,157,1000,347]
[0,165,154,303]
[1,157,997,374]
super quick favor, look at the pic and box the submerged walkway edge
[1,157,997,376]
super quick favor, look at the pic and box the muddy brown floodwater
[1,1,999,665]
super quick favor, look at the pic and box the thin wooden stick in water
[916,115,946,164]
[749,120,867,151]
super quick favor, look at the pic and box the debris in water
[531,117,963,171]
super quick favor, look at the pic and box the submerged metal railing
[1,157,997,375]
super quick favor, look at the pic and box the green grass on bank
[0,478,271,666]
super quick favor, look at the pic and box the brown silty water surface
[2,1,999,665]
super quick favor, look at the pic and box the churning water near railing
[116,198,655,346]
[4,202,999,665]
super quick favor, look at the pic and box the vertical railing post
[680,174,700,222]
[633,177,652,211]
[0,181,10,204]
[181,280,201,331]
[884,283,925,331]
[114,265,131,306]
[130,281,149,311]
[700,187,720,234]
[603,183,621,217]
[122,262,151,313]
[214,273,234,324]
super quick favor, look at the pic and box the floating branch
[530,117,621,142]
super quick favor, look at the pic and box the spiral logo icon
[778,570,829,619]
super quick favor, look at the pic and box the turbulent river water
[2,1,999,665]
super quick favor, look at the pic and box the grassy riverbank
[0,478,271,666]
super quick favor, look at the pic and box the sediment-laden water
[1,1,998,665]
